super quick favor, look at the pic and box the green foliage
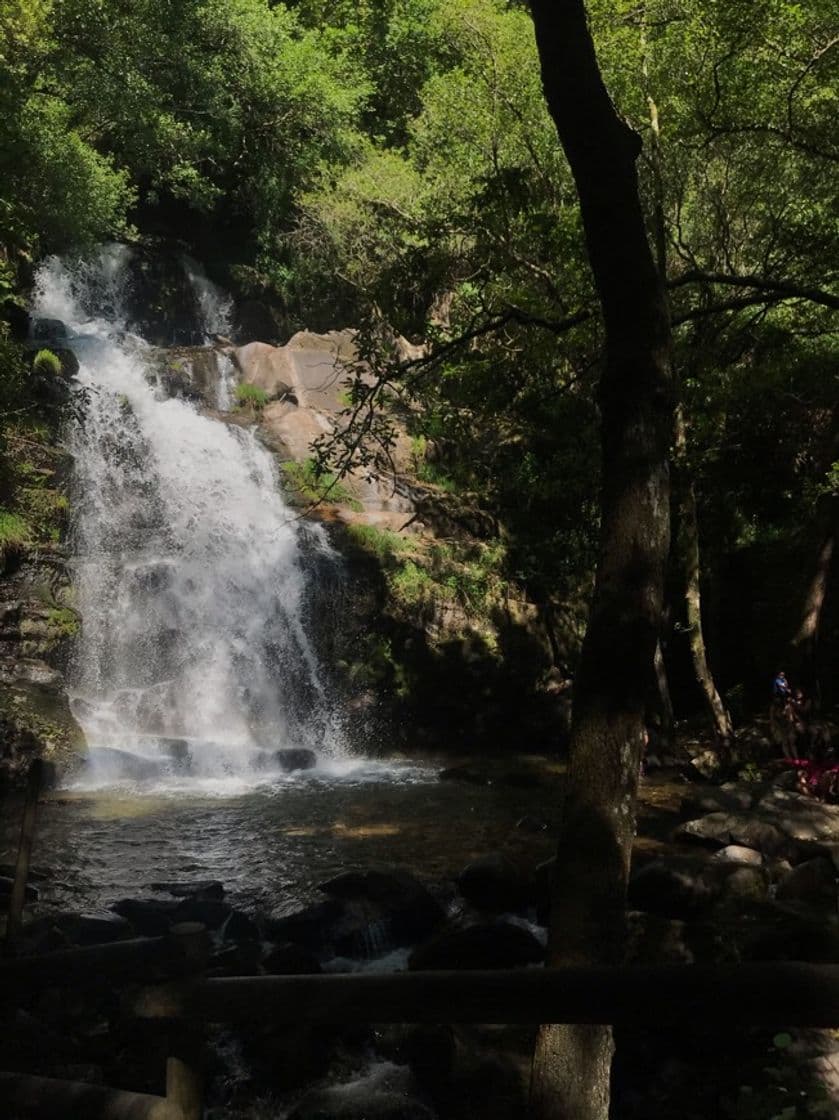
[281,457,361,508]
[345,522,413,561]
[0,508,31,554]
[46,606,80,640]
[32,349,61,378]
[234,383,270,412]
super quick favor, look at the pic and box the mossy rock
[0,675,86,786]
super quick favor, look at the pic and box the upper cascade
[33,245,344,788]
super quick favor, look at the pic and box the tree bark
[528,3,673,1119]
[641,31,732,745]
[790,403,839,697]
[673,404,734,741]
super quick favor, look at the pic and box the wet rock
[263,942,322,975]
[776,857,838,910]
[172,897,232,929]
[287,1088,436,1120]
[265,899,345,950]
[57,911,133,946]
[85,748,160,782]
[31,318,68,341]
[111,898,181,936]
[711,845,764,865]
[148,879,225,900]
[457,853,532,914]
[221,909,260,942]
[0,875,38,900]
[409,921,544,971]
[319,868,445,944]
[271,747,317,772]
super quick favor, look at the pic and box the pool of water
[1,756,563,917]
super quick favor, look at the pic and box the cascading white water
[181,255,234,342]
[33,246,343,788]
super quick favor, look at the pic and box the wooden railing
[3,763,839,1119]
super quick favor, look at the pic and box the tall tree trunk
[642,34,732,744]
[674,404,734,741]
[790,403,839,696]
[528,4,673,1119]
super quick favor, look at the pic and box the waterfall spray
[33,247,343,787]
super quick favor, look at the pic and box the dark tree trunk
[673,405,734,742]
[790,404,839,698]
[528,3,673,1118]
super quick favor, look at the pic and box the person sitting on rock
[772,670,792,707]
[770,671,796,758]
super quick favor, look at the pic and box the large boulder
[456,853,533,914]
[319,868,445,947]
[675,813,802,861]
[409,922,544,971]
[628,854,768,919]
[111,898,181,936]
[776,857,838,910]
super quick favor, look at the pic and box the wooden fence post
[165,1028,203,1120]
[5,759,43,949]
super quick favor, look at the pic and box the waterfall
[180,255,234,342]
[33,246,344,787]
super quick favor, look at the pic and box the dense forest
[1,2,838,1119]
[2,0,837,729]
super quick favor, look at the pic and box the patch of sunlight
[331,822,401,839]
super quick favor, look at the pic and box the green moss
[234,383,270,411]
[0,508,32,554]
[47,606,80,640]
[282,457,362,510]
[32,348,62,377]
[346,522,414,560]
[390,559,435,605]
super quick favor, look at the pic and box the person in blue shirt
[773,670,792,706]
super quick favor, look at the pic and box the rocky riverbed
[3,755,839,1118]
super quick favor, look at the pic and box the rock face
[408,922,544,971]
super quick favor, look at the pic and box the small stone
[711,845,764,865]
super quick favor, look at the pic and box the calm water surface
[1,757,563,917]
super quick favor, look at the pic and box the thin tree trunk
[528,4,673,1119]
[653,637,675,746]
[790,403,839,696]
[642,33,732,744]
[674,404,734,741]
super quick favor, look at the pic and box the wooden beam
[0,1073,178,1120]
[0,925,210,993]
[128,963,839,1028]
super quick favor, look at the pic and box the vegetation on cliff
[0,0,836,726]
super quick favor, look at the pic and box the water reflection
[1,760,561,916]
